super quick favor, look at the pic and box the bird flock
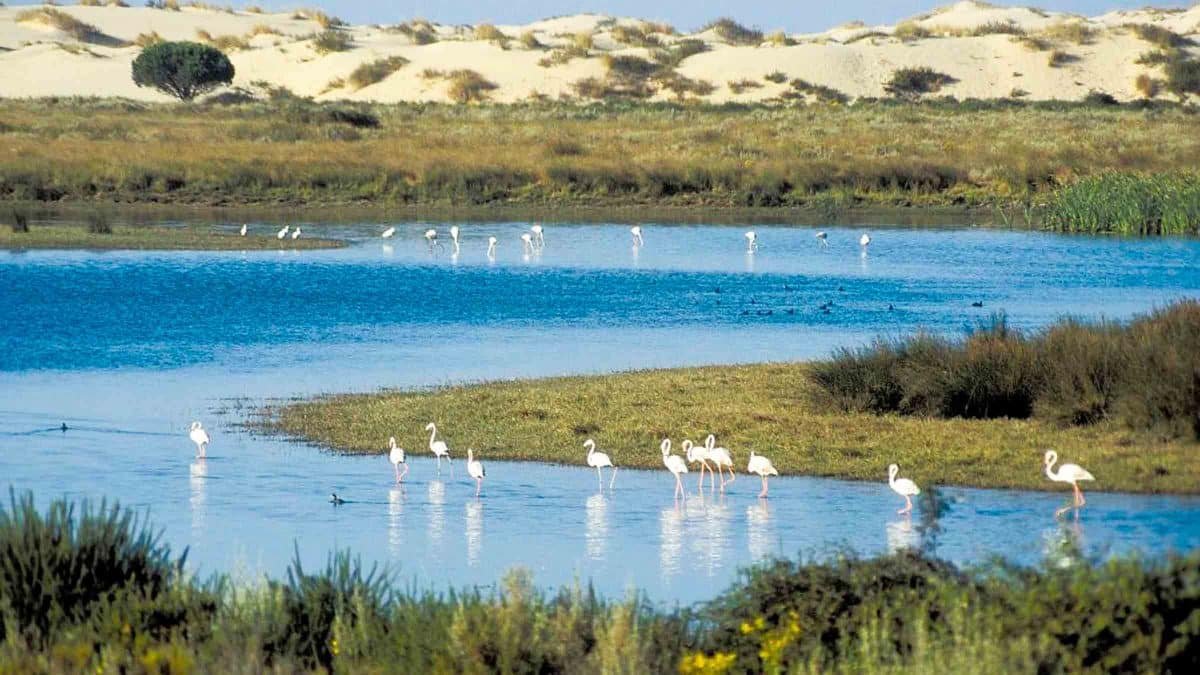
[185,421,1096,515]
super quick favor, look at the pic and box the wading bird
[424,228,438,249]
[276,225,289,239]
[683,439,713,491]
[520,232,534,254]
[425,422,452,474]
[705,434,735,489]
[291,226,302,240]
[487,236,497,258]
[467,448,485,497]
[239,224,247,236]
[450,225,460,253]
[815,231,827,247]
[330,493,345,505]
[584,439,617,490]
[859,233,871,248]
[381,226,395,239]
[887,463,920,515]
[747,451,778,498]
[389,437,408,483]
[630,226,643,246]
[1044,450,1095,514]
[530,224,544,247]
[188,421,210,458]
[661,439,688,499]
[745,231,757,251]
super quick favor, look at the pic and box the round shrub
[131,41,235,101]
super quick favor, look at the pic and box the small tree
[131,41,234,101]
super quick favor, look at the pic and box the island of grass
[0,224,344,251]
[266,302,1200,495]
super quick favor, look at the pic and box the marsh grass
[1045,172,1200,234]
[1,100,1199,208]
[0,224,344,250]
[4,494,1198,672]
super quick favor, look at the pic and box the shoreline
[259,362,1200,496]
[0,224,346,251]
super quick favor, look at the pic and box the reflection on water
[700,495,732,577]
[747,500,773,561]
[585,493,608,562]
[660,502,684,580]
[388,488,404,558]
[886,517,919,554]
[428,480,445,549]
[189,459,207,537]
[1043,516,1086,569]
[465,499,482,568]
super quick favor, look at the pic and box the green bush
[8,209,28,233]
[1125,23,1194,49]
[1164,57,1200,100]
[311,29,353,54]
[347,56,409,90]
[85,211,112,234]
[703,18,763,45]
[131,41,234,101]
[884,67,954,98]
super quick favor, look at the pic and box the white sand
[0,2,1196,103]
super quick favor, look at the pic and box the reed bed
[0,99,1197,211]
[2,493,1197,673]
[1044,172,1200,235]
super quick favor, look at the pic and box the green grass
[1044,172,1200,234]
[0,224,344,250]
[4,493,1199,673]
[263,360,1199,494]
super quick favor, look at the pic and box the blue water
[1,220,1199,604]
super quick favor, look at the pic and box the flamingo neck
[428,427,437,446]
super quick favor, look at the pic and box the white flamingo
[705,434,735,489]
[450,225,460,253]
[467,448,485,497]
[381,226,396,239]
[745,230,757,251]
[239,224,247,236]
[747,451,778,498]
[291,226,302,240]
[887,463,920,515]
[859,233,871,248]
[630,226,643,246]
[188,421,210,458]
[424,228,438,249]
[425,422,452,474]
[1044,450,1095,513]
[487,236,497,258]
[276,225,289,239]
[584,439,617,490]
[520,232,534,254]
[530,224,544,247]
[815,231,828,248]
[388,436,408,483]
[683,439,713,491]
[661,438,688,499]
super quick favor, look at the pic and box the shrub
[893,21,932,41]
[766,30,796,46]
[347,56,409,90]
[1135,73,1160,98]
[1083,90,1119,106]
[971,20,1025,36]
[133,31,164,47]
[446,70,498,103]
[604,54,662,83]
[247,23,281,38]
[764,70,787,84]
[659,73,715,99]
[545,139,585,157]
[388,21,437,45]
[15,7,115,44]
[1047,50,1073,67]
[573,31,594,50]
[311,29,353,54]
[195,29,249,52]
[1125,23,1194,49]
[1040,20,1097,44]
[884,67,953,98]
[785,79,849,104]
[611,24,661,48]
[1015,35,1052,51]
[85,212,112,234]
[9,209,29,233]
[651,38,707,69]
[703,18,763,46]
[131,41,235,101]
[474,23,507,44]
[519,30,543,50]
[1164,58,1200,100]
[728,79,763,94]
[1135,49,1177,66]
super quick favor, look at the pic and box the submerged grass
[3,493,1199,672]
[0,99,1198,211]
[0,224,344,250]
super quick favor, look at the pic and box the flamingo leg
[475,478,481,497]
[727,466,735,485]
[393,464,400,482]
[898,495,912,515]
[609,467,617,490]
[597,467,603,491]
[399,464,408,483]
[759,476,767,498]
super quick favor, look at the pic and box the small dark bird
[714,287,721,294]
[784,284,793,291]
[786,308,795,315]
[822,307,831,314]
[888,304,895,311]
[750,298,757,305]
[715,300,721,306]
[838,286,845,292]
[329,493,345,505]
[739,309,749,316]
[819,302,830,310]
[971,301,984,308]
[60,423,68,433]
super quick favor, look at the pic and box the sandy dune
[0,2,1197,103]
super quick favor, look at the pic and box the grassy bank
[0,224,344,250]
[1,98,1199,216]
[3,493,1198,673]
[265,360,1198,495]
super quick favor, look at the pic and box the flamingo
[1044,450,1095,513]
[487,236,497,258]
[188,421,210,458]
[276,225,289,239]
[425,422,452,474]
[683,439,713,491]
[530,224,544,247]
[467,448,485,497]
[661,438,688,499]
[381,226,396,239]
[630,226,643,246]
[745,230,757,251]
[520,232,534,254]
[584,439,617,490]
[291,226,302,240]
[424,228,438,249]
[450,225,460,253]
[859,233,871,248]
[887,463,920,515]
[388,436,408,483]
[815,231,828,248]
[239,224,247,236]
[747,451,778,498]
[705,434,735,489]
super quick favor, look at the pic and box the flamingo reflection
[585,493,609,561]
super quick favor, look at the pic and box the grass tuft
[347,56,409,90]
[702,18,763,45]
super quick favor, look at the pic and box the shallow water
[2,221,1199,605]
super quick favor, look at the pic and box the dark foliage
[131,41,235,101]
